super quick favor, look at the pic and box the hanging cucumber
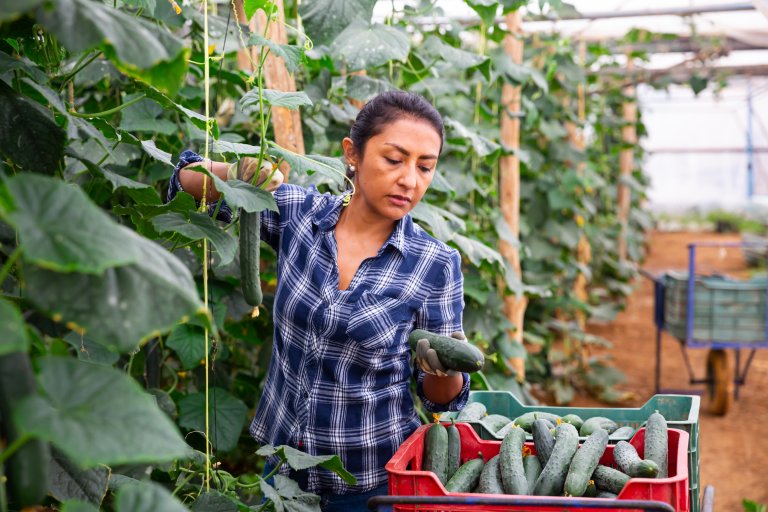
[409,329,485,373]
[0,352,50,508]
[239,210,262,307]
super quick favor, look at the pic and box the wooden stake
[618,57,637,262]
[235,0,305,179]
[499,11,527,381]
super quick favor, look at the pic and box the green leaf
[49,448,109,505]
[493,215,519,248]
[0,80,66,174]
[184,164,278,213]
[345,74,394,102]
[466,0,498,26]
[3,174,142,274]
[60,501,101,512]
[166,324,207,370]
[411,202,465,242]
[191,491,239,512]
[331,22,410,71]
[0,51,48,83]
[423,36,487,70]
[0,298,29,355]
[444,117,500,158]
[141,85,211,133]
[178,388,247,452]
[743,499,768,512]
[152,211,237,267]
[62,332,120,366]
[120,96,177,135]
[140,140,173,166]
[299,0,376,46]
[15,356,191,467]
[0,0,44,21]
[451,234,504,266]
[242,0,271,21]
[249,34,303,73]
[259,479,285,511]
[39,0,189,94]
[210,140,261,156]
[23,232,208,352]
[268,146,346,185]
[114,481,187,512]
[242,89,313,110]
[273,474,322,510]
[256,445,357,485]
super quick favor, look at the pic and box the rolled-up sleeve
[414,248,470,412]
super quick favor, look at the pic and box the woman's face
[344,117,441,223]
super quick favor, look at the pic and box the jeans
[262,462,388,512]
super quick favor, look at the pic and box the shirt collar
[313,194,411,257]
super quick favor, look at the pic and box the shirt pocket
[345,291,413,351]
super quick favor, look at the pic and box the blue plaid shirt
[169,151,470,494]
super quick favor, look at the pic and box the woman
[169,91,470,511]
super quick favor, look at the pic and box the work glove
[415,331,466,377]
[229,157,284,191]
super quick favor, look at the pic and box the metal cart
[645,241,768,415]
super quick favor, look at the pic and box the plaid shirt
[169,152,469,494]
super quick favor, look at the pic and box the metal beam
[527,2,755,21]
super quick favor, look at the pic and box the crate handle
[367,495,676,511]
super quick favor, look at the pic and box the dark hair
[346,91,445,183]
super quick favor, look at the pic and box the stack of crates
[663,271,768,344]
[440,391,701,512]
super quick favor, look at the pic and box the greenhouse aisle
[580,231,768,510]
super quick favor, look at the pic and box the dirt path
[580,231,768,511]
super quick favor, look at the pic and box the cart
[644,241,768,415]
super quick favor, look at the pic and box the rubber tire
[704,349,732,416]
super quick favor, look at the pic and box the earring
[348,164,356,173]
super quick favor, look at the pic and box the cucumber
[592,465,630,495]
[584,480,598,497]
[446,420,461,481]
[560,414,584,431]
[456,402,486,421]
[481,414,513,434]
[532,419,556,467]
[523,454,541,493]
[564,429,609,497]
[644,412,668,478]
[476,454,504,494]
[579,416,619,436]
[597,490,619,499]
[445,453,484,493]
[0,352,50,508]
[532,422,579,496]
[239,210,263,306]
[613,441,659,478]
[499,425,528,495]
[609,426,636,441]
[513,411,561,432]
[423,423,449,484]
[494,420,517,439]
[409,329,485,373]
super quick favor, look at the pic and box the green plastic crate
[443,391,701,512]
[663,271,768,344]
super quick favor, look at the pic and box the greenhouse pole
[617,57,637,262]
[499,10,527,380]
[236,0,305,178]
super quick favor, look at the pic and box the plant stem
[0,247,21,287]
[59,50,101,91]
[172,470,199,496]
[69,93,146,118]
[262,459,284,481]
[0,435,30,465]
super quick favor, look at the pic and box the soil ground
[575,231,768,511]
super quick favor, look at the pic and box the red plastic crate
[386,422,689,512]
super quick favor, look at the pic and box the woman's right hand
[237,157,284,192]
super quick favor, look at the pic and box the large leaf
[346,74,394,102]
[444,117,500,158]
[249,34,303,73]
[120,96,177,135]
[273,475,322,512]
[184,164,278,213]
[0,298,29,355]
[60,501,101,512]
[14,357,192,467]
[39,0,189,94]
[268,146,346,186]
[331,22,410,71]
[114,481,187,512]
[241,89,313,110]
[141,85,211,133]
[423,36,487,70]
[62,332,120,366]
[152,211,237,267]
[23,229,208,352]
[2,174,141,274]
[411,202,465,242]
[256,445,356,485]
[165,324,207,370]
[451,234,504,266]
[191,491,239,512]
[0,0,44,21]
[49,448,110,505]
[140,140,174,166]
[0,52,48,83]
[0,80,66,174]
[178,388,248,452]
[299,0,375,46]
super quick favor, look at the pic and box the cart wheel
[705,349,732,415]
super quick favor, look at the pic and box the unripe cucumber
[580,416,618,436]
[613,441,659,478]
[564,429,609,497]
[532,422,579,496]
[476,454,504,494]
[561,414,584,431]
[409,329,485,373]
[446,420,461,481]
[457,402,486,421]
[239,210,262,306]
[592,465,630,495]
[423,423,449,484]
[523,454,542,493]
[513,411,561,432]
[499,425,528,495]
[445,453,484,493]
[532,418,556,467]
[644,412,668,478]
